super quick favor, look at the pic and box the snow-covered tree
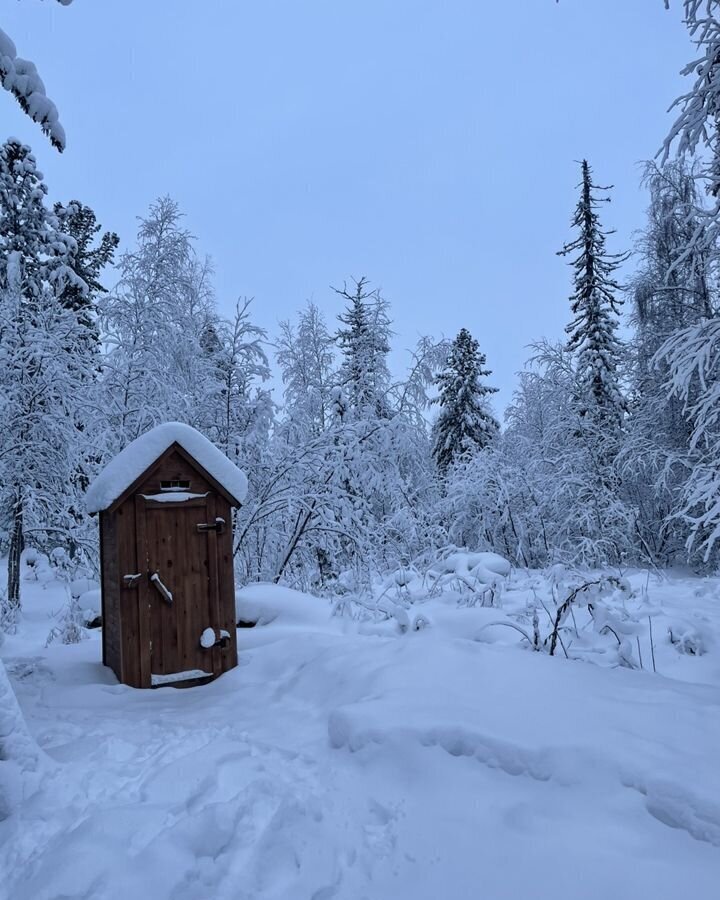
[237,316,444,589]
[0,139,90,618]
[98,197,213,446]
[558,160,628,427]
[620,160,717,563]
[654,0,720,563]
[431,328,499,472]
[51,202,119,557]
[201,298,271,468]
[663,1,720,203]
[276,302,336,441]
[632,160,714,367]
[100,199,273,502]
[335,278,392,418]
[445,341,636,568]
[54,201,119,336]
[656,317,720,560]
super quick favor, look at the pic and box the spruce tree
[431,328,499,472]
[558,160,628,425]
[51,203,119,536]
[335,277,391,418]
[54,201,119,333]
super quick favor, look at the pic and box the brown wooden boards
[141,496,216,680]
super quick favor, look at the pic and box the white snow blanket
[86,422,248,513]
[1,571,719,899]
[236,582,336,632]
[0,658,52,820]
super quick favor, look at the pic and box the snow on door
[140,494,221,684]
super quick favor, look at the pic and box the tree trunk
[7,497,23,613]
[273,504,316,583]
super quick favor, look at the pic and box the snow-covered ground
[1,567,720,900]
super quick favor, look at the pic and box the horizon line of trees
[0,144,717,624]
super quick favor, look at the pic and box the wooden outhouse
[87,423,247,689]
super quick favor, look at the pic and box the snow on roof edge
[86,422,248,513]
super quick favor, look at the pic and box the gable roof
[86,422,248,513]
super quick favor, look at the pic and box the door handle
[150,572,173,605]
[197,517,225,534]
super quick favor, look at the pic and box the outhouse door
[136,492,224,687]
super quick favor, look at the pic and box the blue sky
[2,0,693,410]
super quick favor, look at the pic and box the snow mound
[69,578,98,599]
[408,600,528,645]
[429,551,511,582]
[77,589,101,626]
[236,583,334,630]
[86,422,248,513]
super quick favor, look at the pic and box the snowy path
[2,576,720,899]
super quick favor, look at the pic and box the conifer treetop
[432,327,499,472]
[558,160,628,423]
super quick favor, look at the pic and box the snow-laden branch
[0,1,75,151]
[0,27,66,152]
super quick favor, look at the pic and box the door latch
[197,517,225,534]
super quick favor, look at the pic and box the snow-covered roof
[86,422,248,513]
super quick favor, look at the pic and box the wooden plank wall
[117,498,142,687]
[216,498,239,675]
[100,511,121,677]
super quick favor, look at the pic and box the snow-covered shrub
[496,573,642,667]
[0,589,17,636]
[668,623,706,656]
[21,548,53,585]
[330,594,377,624]
[426,550,510,607]
[49,546,90,581]
[46,592,87,646]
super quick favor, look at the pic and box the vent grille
[160,479,190,492]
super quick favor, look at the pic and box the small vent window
[160,480,191,492]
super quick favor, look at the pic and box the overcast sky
[2,0,694,411]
